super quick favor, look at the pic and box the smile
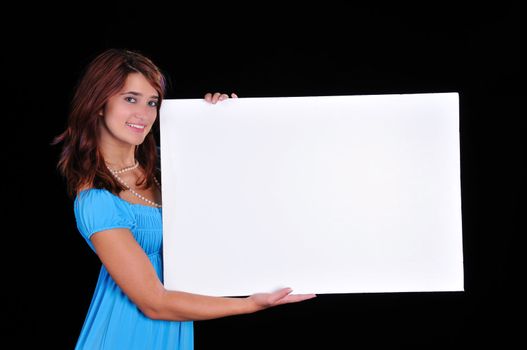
[126,122,146,130]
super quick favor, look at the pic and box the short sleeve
[74,189,135,251]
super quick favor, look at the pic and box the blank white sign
[160,93,463,296]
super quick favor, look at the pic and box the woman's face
[100,72,159,147]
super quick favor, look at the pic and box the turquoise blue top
[73,189,193,349]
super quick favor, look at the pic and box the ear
[98,110,104,116]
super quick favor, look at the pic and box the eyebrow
[121,91,159,99]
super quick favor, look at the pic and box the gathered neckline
[77,188,162,211]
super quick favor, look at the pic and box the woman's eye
[125,96,137,103]
[148,100,158,107]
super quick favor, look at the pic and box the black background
[8,3,523,349]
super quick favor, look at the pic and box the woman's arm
[91,228,315,321]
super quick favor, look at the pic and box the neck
[100,144,137,168]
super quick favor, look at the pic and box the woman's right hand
[248,288,316,311]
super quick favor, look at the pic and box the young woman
[54,49,316,349]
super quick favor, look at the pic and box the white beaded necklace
[106,163,162,208]
[108,160,139,174]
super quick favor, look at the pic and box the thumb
[269,287,293,304]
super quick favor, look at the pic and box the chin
[128,136,147,146]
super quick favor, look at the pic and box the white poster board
[160,93,464,296]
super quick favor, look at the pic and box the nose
[134,103,155,120]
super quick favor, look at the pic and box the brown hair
[53,49,166,197]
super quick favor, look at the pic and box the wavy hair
[53,49,166,197]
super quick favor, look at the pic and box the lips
[126,122,146,133]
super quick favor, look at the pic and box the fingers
[203,92,222,103]
[270,288,316,306]
[204,92,238,104]
[268,287,293,304]
[248,288,316,312]
[277,293,317,305]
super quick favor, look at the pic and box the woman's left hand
[204,92,238,104]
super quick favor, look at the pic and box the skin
[88,73,316,321]
[204,92,238,104]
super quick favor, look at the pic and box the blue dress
[73,189,193,349]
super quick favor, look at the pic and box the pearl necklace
[107,160,139,174]
[106,165,162,208]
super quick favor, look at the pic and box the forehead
[121,73,158,96]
